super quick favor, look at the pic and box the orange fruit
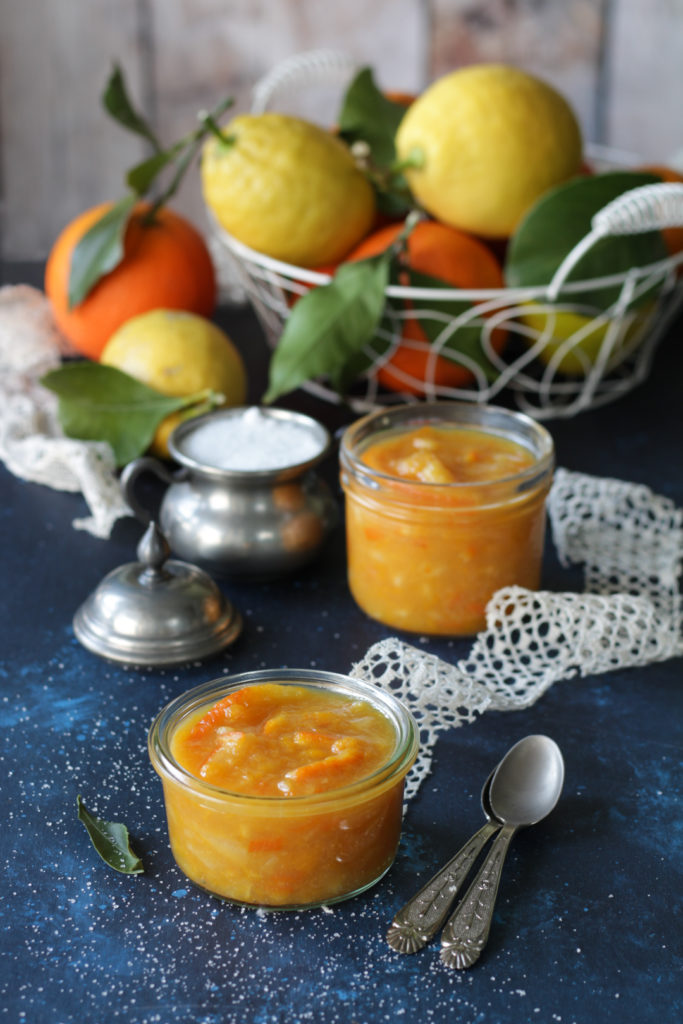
[346,220,506,394]
[45,202,216,360]
[638,165,683,258]
[383,90,416,108]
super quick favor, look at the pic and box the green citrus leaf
[197,97,236,144]
[338,68,415,216]
[77,795,144,875]
[126,146,181,195]
[408,268,499,381]
[151,136,204,212]
[263,255,391,402]
[102,64,162,152]
[505,171,668,309]
[375,187,416,219]
[82,79,235,301]
[68,194,138,308]
[41,363,213,467]
[339,67,406,168]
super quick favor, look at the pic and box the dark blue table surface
[1,264,682,1024]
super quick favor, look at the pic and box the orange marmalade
[340,403,554,636]
[171,683,396,797]
[148,672,418,909]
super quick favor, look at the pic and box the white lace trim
[0,285,129,538]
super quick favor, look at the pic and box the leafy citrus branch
[69,65,233,308]
[338,67,418,216]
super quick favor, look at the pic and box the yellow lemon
[201,113,376,267]
[396,64,582,238]
[520,302,655,375]
[101,309,247,457]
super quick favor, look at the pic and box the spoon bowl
[489,734,565,827]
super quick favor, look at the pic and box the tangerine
[346,220,506,394]
[45,202,216,360]
[383,90,416,108]
[639,165,683,258]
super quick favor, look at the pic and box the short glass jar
[148,669,418,910]
[340,401,554,636]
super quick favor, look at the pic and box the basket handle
[547,182,683,300]
[251,49,358,114]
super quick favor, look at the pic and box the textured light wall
[2,0,682,258]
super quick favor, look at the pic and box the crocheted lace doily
[351,467,682,801]
[0,285,129,538]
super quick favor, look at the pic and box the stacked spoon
[386,734,565,969]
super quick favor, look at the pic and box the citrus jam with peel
[340,402,554,636]
[148,671,418,909]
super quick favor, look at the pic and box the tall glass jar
[340,402,554,636]
[149,669,418,910]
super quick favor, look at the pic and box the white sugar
[180,406,326,471]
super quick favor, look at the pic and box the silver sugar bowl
[120,407,339,578]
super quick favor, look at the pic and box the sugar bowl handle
[120,457,189,524]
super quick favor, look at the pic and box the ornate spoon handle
[440,823,516,969]
[386,820,500,954]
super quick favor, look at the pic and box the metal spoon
[386,768,501,954]
[440,734,564,970]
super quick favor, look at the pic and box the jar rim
[340,400,554,494]
[148,668,419,808]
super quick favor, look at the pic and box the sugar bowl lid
[73,521,242,666]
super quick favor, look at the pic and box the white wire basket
[210,50,683,419]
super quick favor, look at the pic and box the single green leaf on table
[263,254,391,402]
[41,362,220,467]
[68,194,138,308]
[77,794,144,875]
[505,171,668,309]
[102,64,162,152]
[408,267,500,382]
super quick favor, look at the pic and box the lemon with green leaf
[101,309,247,457]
